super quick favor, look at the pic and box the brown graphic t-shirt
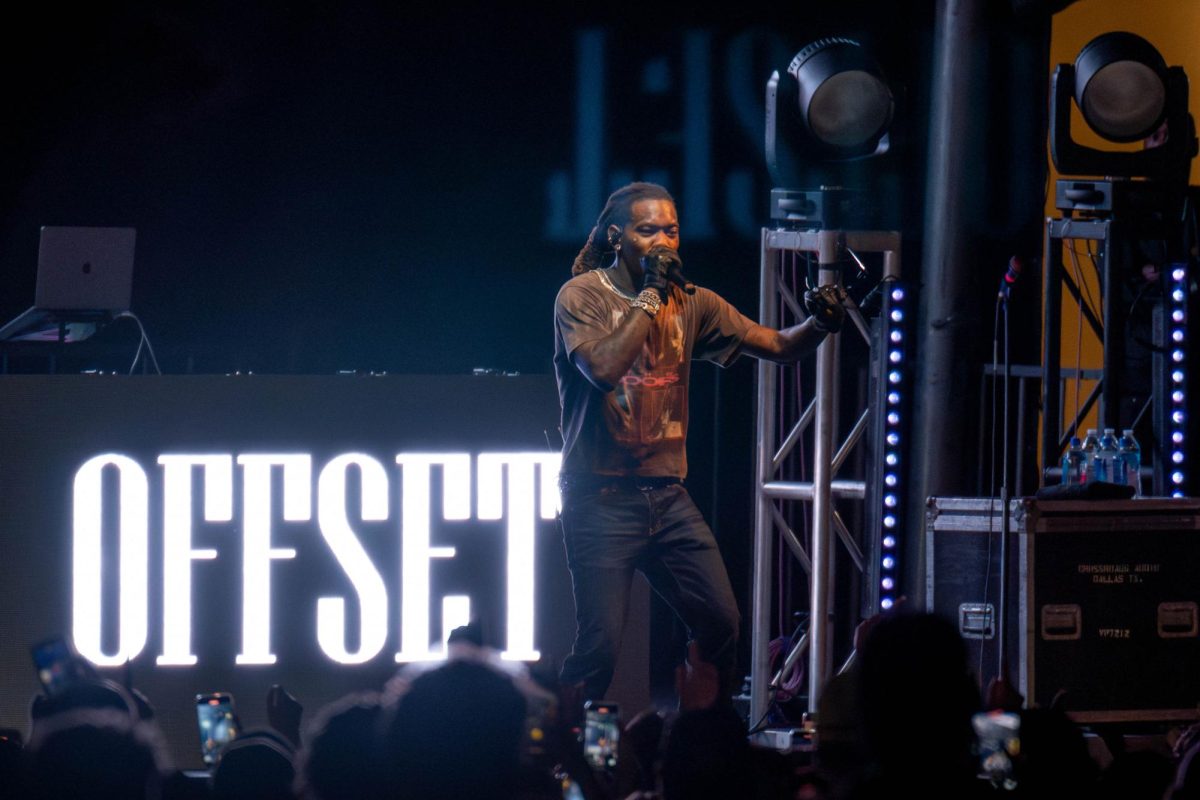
[554,267,756,478]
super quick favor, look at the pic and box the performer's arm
[568,256,673,392]
[739,284,847,363]
[740,318,828,363]
[571,308,653,392]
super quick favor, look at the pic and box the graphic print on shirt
[605,303,687,449]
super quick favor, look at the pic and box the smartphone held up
[196,692,239,766]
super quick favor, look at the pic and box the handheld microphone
[645,250,696,295]
[667,263,696,295]
[998,256,1023,301]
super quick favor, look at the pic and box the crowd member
[293,692,385,800]
[210,730,296,800]
[381,659,527,800]
[26,706,171,800]
[850,611,990,798]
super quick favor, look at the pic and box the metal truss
[750,227,902,724]
[1041,215,1183,496]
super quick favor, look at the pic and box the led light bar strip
[1169,263,1188,497]
[880,283,905,610]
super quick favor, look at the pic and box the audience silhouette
[4,616,1194,800]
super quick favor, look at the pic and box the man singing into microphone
[554,182,844,704]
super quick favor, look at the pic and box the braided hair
[570,182,676,276]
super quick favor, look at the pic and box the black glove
[804,284,847,333]
[640,247,678,302]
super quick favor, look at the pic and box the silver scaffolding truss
[749,227,902,724]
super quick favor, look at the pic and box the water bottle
[1081,428,1100,484]
[1099,429,1118,484]
[1119,429,1141,497]
[1097,428,1119,484]
[1061,436,1085,485]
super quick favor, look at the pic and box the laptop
[0,226,136,342]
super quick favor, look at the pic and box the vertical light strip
[880,284,906,610]
[1169,263,1188,497]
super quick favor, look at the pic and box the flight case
[926,496,1200,723]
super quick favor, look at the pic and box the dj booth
[0,373,613,765]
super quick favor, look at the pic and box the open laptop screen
[35,226,136,311]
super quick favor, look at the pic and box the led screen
[0,374,578,765]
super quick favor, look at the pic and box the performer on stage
[553,181,845,703]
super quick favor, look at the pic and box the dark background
[0,3,939,375]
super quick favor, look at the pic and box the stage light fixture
[1051,31,1197,182]
[788,38,893,156]
[765,37,895,226]
[1075,32,1168,142]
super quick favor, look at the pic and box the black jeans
[558,479,740,699]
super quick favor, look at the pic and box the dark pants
[558,480,740,700]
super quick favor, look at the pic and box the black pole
[911,0,987,603]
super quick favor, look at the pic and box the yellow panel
[1049,0,1200,186]
[1042,1,1197,463]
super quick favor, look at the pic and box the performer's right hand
[640,247,677,302]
